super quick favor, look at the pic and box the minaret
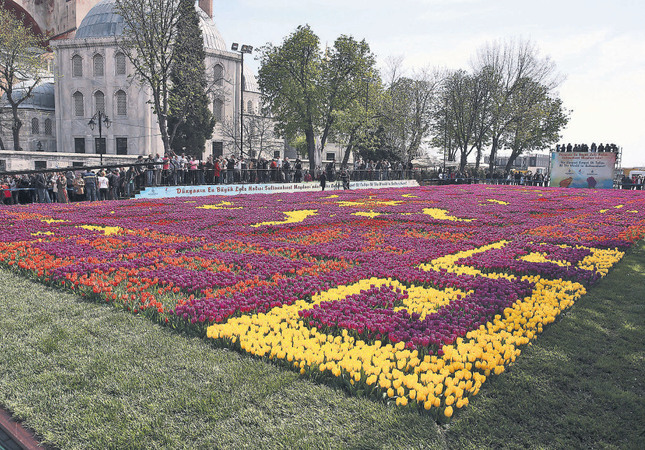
[199,0,213,18]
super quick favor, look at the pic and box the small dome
[0,81,55,110]
[197,7,227,51]
[76,0,227,51]
[243,65,259,93]
[75,0,125,39]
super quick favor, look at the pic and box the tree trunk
[341,128,357,167]
[11,107,22,150]
[488,135,499,174]
[459,148,468,172]
[305,127,317,172]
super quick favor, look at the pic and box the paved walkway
[0,407,41,450]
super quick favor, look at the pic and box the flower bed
[1,185,644,420]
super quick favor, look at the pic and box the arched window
[116,90,127,116]
[93,54,104,77]
[73,91,84,117]
[72,55,83,77]
[115,52,126,75]
[247,100,253,115]
[213,64,223,86]
[94,90,105,114]
[213,98,223,122]
[44,118,53,136]
[31,118,39,135]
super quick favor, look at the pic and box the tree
[440,69,492,171]
[379,61,441,163]
[244,111,282,160]
[331,75,384,167]
[0,3,48,151]
[504,88,569,171]
[167,0,214,157]
[257,25,376,170]
[219,111,281,160]
[258,25,320,169]
[470,39,562,174]
[114,0,182,155]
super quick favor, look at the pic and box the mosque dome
[75,0,125,39]
[75,0,227,51]
[0,81,55,110]
[243,65,259,93]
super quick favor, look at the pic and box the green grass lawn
[0,242,644,449]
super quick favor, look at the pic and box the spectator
[83,170,98,202]
[56,172,69,203]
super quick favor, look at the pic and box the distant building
[0,0,270,171]
[484,154,550,173]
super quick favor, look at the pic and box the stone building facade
[1,0,270,171]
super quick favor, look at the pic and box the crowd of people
[1,153,420,205]
[1,168,129,205]
[620,174,645,190]
[554,143,619,153]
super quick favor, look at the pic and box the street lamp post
[88,111,111,166]
[231,43,253,158]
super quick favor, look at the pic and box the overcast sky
[213,0,645,167]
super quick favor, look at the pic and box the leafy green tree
[257,25,376,170]
[504,87,569,171]
[167,0,214,157]
[471,39,561,174]
[258,25,321,169]
[0,3,48,151]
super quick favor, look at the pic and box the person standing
[320,170,327,191]
[97,171,109,200]
[56,172,69,203]
[340,167,350,190]
[83,170,98,202]
[34,173,50,203]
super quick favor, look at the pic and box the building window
[213,98,223,122]
[31,118,39,135]
[247,100,253,115]
[213,64,223,86]
[115,52,126,75]
[35,161,47,170]
[0,160,5,171]
[273,150,281,159]
[326,152,335,161]
[94,90,105,114]
[93,54,104,77]
[74,137,85,153]
[44,118,53,136]
[72,55,82,77]
[116,137,128,155]
[116,90,127,115]
[73,91,84,117]
[95,137,106,155]
[72,161,84,168]
[212,141,223,158]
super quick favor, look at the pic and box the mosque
[0,0,271,171]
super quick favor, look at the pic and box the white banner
[549,152,616,189]
[135,179,420,200]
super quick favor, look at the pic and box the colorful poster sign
[135,179,420,200]
[549,152,616,189]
